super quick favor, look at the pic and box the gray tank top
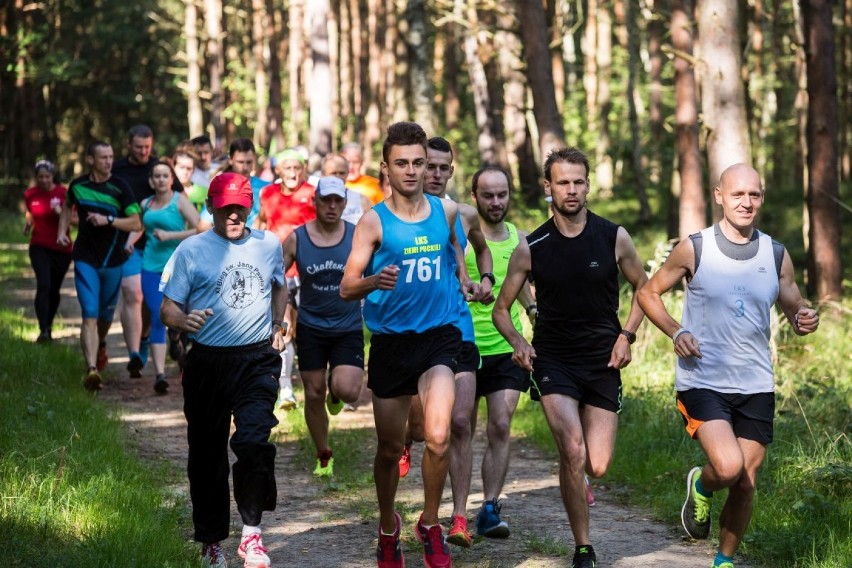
[676,226,779,394]
[294,222,362,331]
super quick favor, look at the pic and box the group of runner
[22,120,818,568]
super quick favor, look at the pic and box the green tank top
[464,222,524,356]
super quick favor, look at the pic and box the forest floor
[20,265,745,568]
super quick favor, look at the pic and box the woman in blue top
[133,160,199,393]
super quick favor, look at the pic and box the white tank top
[676,227,779,394]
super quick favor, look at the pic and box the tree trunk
[626,0,650,223]
[288,0,305,147]
[405,0,435,135]
[442,1,461,130]
[698,0,751,219]
[547,0,565,113]
[252,0,269,150]
[185,0,203,138]
[463,5,499,166]
[308,0,333,159]
[363,0,383,165]
[339,0,354,142]
[595,0,614,197]
[266,0,285,152]
[584,0,598,127]
[480,5,510,171]
[802,0,842,303]
[517,0,567,160]
[842,0,852,180]
[204,0,225,145]
[647,0,664,184]
[673,0,706,239]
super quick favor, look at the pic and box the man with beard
[492,147,648,568]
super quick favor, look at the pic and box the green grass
[0,247,198,566]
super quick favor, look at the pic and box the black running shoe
[572,544,596,568]
[681,466,712,539]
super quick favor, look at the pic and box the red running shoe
[446,514,471,548]
[376,511,404,568]
[414,514,452,568]
[398,444,411,478]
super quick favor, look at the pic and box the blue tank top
[142,193,186,272]
[363,195,459,334]
[294,222,362,331]
[449,209,474,342]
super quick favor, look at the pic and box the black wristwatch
[480,272,496,286]
[107,215,115,225]
[621,329,636,344]
[525,303,538,316]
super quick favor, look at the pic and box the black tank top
[527,211,621,363]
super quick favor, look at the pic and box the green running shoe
[682,466,712,539]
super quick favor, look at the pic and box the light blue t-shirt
[160,228,284,346]
[363,195,459,334]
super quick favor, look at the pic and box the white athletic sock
[242,525,261,539]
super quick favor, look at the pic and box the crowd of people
[21,121,818,568]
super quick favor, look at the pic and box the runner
[341,142,385,205]
[160,172,287,568]
[258,148,317,410]
[282,176,364,477]
[463,165,537,540]
[340,121,483,568]
[23,159,74,343]
[636,163,819,568]
[320,152,373,224]
[57,141,142,390]
[492,147,648,568]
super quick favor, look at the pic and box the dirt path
[13,257,738,567]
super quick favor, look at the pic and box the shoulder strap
[772,239,785,279]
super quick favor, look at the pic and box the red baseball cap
[208,172,253,209]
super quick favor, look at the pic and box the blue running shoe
[476,498,510,538]
[138,335,150,367]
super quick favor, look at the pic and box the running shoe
[682,466,712,539]
[127,352,144,378]
[326,374,344,415]
[398,444,412,478]
[277,386,297,410]
[154,373,169,394]
[376,511,404,568]
[237,533,270,568]
[83,368,102,391]
[201,541,228,567]
[96,342,108,371]
[414,514,452,568]
[36,330,51,343]
[475,498,509,538]
[572,544,596,568]
[446,514,472,548]
[585,475,596,506]
[713,562,734,568]
[314,449,334,477]
[138,335,150,367]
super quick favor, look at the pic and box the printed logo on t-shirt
[589,261,599,268]
[216,262,264,309]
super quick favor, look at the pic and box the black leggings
[28,244,72,333]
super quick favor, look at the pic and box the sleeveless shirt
[142,193,186,272]
[363,195,459,334]
[676,226,779,393]
[465,222,523,356]
[294,222,362,331]
[449,212,475,343]
[527,211,621,364]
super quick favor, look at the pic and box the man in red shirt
[257,148,316,410]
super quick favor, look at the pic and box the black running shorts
[676,389,774,444]
[294,322,365,372]
[530,352,622,413]
[456,340,481,374]
[475,352,531,398]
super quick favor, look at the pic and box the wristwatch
[480,272,496,286]
[106,215,115,225]
[621,329,636,344]
[525,303,538,316]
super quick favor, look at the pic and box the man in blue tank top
[341,122,487,568]
[282,176,364,478]
[160,173,287,568]
[493,147,648,568]
[638,164,819,568]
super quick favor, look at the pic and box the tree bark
[308,0,333,159]
[288,0,305,147]
[442,1,461,130]
[626,0,650,223]
[463,5,499,166]
[517,0,567,160]
[266,0,285,152]
[673,0,706,239]
[698,0,752,219]
[363,0,383,165]
[647,0,664,151]
[595,0,613,197]
[204,0,225,145]
[252,0,269,150]
[405,0,435,135]
[185,0,203,138]
[802,0,842,303]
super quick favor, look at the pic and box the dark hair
[229,137,256,157]
[382,122,427,163]
[87,140,111,157]
[127,124,153,142]
[427,136,453,158]
[471,165,512,195]
[150,157,178,182]
[543,147,590,182]
[34,159,56,175]
[191,135,213,147]
[321,152,348,170]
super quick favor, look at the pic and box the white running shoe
[238,533,270,568]
[277,386,297,410]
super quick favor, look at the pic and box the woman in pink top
[23,160,75,343]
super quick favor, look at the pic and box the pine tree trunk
[405,0,435,135]
[595,1,614,197]
[266,0,285,152]
[252,0,269,150]
[204,0,225,145]
[802,0,842,303]
[308,0,333,159]
[463,5,499,166]
[288,0,305,147]
[185,0,203,138]
[626,0,650,223]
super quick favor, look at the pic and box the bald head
[718,164,762,193]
